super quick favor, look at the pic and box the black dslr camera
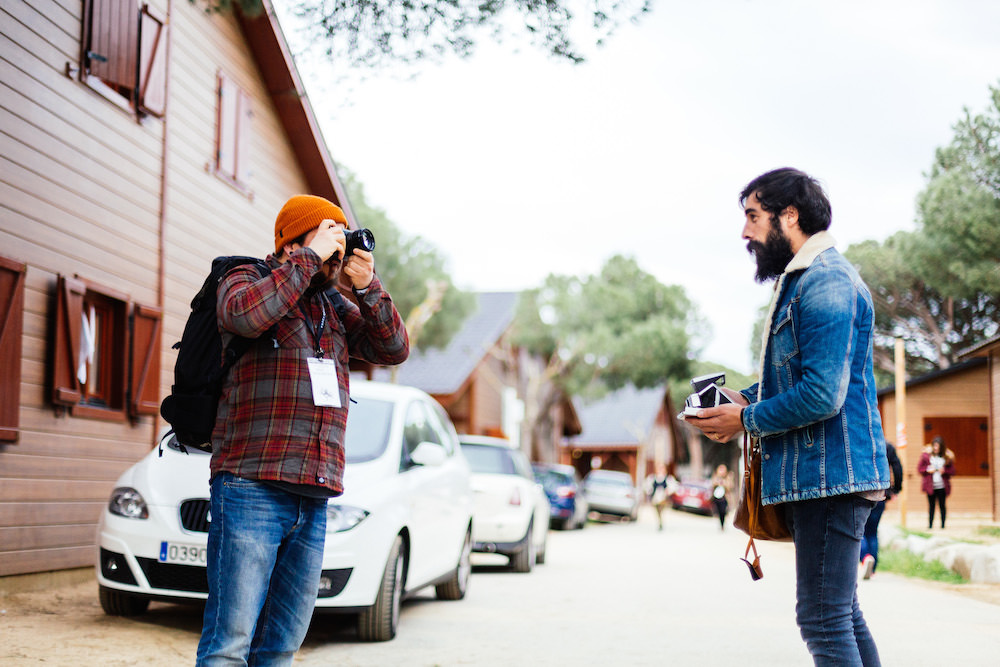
[340,228,375,259]
[681,372,734,417]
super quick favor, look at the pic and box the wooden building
[559,384,682,485]
[1,0,354,578]
[959,337,1000,521]
[877,358,992,519]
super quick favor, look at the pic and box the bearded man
[196,195,409,665]
[688,168,890,666]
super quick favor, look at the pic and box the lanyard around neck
[300,299,327,358]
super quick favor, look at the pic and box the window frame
[214,71,253,193]
[0,256,27,442]
[51,274,161,423]
[78,0,168,118]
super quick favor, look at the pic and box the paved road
[295,507,1000,666]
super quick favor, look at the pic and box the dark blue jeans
[860,500,885,569]
[786,495,881,667]
[196,473,328,666]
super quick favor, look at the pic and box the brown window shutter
[87,0,139,94]
[234,89,252,184]
[216,73,238,178]
[137,4,168,117]
[0,257,27,442]
[52,275,86,407]
[129,303,162,417]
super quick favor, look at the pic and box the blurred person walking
[709,463,734,530]
[860,442,903,579]
[646,463,677,531]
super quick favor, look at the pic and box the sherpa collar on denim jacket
[755,231,836,400]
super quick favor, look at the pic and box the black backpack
[160,256,272,451]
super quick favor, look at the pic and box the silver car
[582,470,639,521]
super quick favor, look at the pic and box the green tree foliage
[511,255,700,453]
[340,169,474,350]
[513,255,698,398]
[284,0,654,69]
[843,82,1000,380]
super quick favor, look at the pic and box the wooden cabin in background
[877,358,993,520]
[0,0,354,579]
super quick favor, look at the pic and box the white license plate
[683,497,703,508]
[159,541,207,566]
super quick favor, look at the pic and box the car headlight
[326,504,369,533]
[108,487,149,519]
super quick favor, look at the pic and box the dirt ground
[3,511,999,666]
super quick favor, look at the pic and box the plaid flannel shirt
[210,248,409,494]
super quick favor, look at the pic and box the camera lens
[343,228,375,257]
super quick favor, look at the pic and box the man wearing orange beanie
[197,194,409,666]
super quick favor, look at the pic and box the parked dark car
[532,463,588,530]
[670,479,714,516]
[581,470,639,521]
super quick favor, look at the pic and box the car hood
[115,444,212,506]
[115,443,399,509]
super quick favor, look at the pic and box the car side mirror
[410,441,447,467]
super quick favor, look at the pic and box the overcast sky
[281,0,1000,375]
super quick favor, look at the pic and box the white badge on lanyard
[307,357,341,407]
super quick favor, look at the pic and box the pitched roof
[374,292,520,395]
[565,385,667,445]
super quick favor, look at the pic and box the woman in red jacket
[918,436,956,529]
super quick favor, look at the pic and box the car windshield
[461,444,517,475]
[344,396,395,463]
[535,469,573,490]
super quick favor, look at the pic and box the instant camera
[681,372,734,417]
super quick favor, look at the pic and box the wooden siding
[158,0,312,409]
[0,0,316,577]
[878,364,992,519]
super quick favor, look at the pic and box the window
[215,73,252,188]
[0,256,27,442]
[51,275,161,421]
[80,0,168,117]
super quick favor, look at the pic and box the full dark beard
[747,222,794,283]
[307,260,340,292]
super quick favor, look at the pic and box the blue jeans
[786,495,881,667]
[860,500,885,569]
[196,473,328,666]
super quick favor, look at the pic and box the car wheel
[435,528,472,600]
[535,527,547,565]
[510,521,535,573]
[98,585,150,617]
[358,536,405,642]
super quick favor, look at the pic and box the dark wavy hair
[739,167,832,235]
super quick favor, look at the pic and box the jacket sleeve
[917,453,930,476]
[340,275,410,366]
[742,264,858,438]
[218,250,319,337]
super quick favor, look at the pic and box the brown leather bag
[733,435,792,580]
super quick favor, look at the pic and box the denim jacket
[739,232,889,505]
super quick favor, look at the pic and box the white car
[458,435,549,573]
[96,381,473,642]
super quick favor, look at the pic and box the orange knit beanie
[274,195,347,254]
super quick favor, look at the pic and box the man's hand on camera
[344,248,375,290]
[307,220,346,262]
[684,390,748,442]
